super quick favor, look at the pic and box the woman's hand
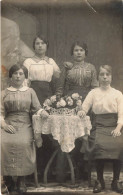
[111,128,121,137]
[77,110,86,118]
[34,133,43,148]
[111,124,122,137]
[2,123,16,134]
[40,110,49,119]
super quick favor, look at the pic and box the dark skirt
[30,81,52,105]
[84,113,123,160]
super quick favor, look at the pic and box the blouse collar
[7,86,29,92]
[33,55,49,63]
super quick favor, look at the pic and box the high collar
[7,86,29,92]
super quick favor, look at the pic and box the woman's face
[99,67,112,87]
[73,45,85,62]
[34,37,47,56]
[11,69,25,87]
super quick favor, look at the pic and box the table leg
[66,153,75,185]
[43,149,59,184]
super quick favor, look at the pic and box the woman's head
[9,64,28,87]
[70,41,88,62]
[98,65,112,87]
[33,35,49,56]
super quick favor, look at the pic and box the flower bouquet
[43,93,82,115]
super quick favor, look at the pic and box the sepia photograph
[1,0,123,194]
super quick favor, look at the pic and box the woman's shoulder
[48,57,57,64]
[23,57,35,68]
[85,62,96,69]
[111,87,123,96]
[23,57,34,63]
[87,87,100,96]
[63,61,73,70]
[28,87,37,95]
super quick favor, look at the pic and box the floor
[9,172,123,195]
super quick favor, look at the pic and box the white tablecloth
[32,115,92,153]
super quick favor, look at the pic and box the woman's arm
[55,62,73,96]
[50,58,61,79]
[1,90,16,133]
[30,88,49,119]
[111,91,123,137]
[82,90,94,114]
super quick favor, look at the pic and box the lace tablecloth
[32,115,92,153]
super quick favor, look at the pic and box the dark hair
[33,34,49,50]
[9,64,28,78]
[98,65,112,77]
[70,41,88,56]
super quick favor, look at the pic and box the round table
[33,114,92,185]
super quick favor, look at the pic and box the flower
[50,95,56,103]
[68,100,73,106]
[43,99,52,106]
[56,99,66,108]
[43,93,82,112]
[76,100,82,106]
[72,93,80,100]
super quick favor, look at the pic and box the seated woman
[79,65,123,193]
[1,64,49,194]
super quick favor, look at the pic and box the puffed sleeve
[90,64,99,88]
[82,89,94,114]
[30,88,42,114]
[49,58,61,79]
[117,91,123,125]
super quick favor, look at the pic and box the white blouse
[82,86,123,125]
[23,57,60,82]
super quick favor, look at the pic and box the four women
[1,35,123,194]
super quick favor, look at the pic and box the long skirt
[1,112,36,176]
[84,113,123,160]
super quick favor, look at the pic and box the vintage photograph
[1,0,123,194]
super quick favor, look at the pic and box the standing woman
[23,34,60,179]
[56,41,98,100]
[79,65,123,193]
[23,34,60,104]
[1,64,48,193]
[56,41,98,181]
